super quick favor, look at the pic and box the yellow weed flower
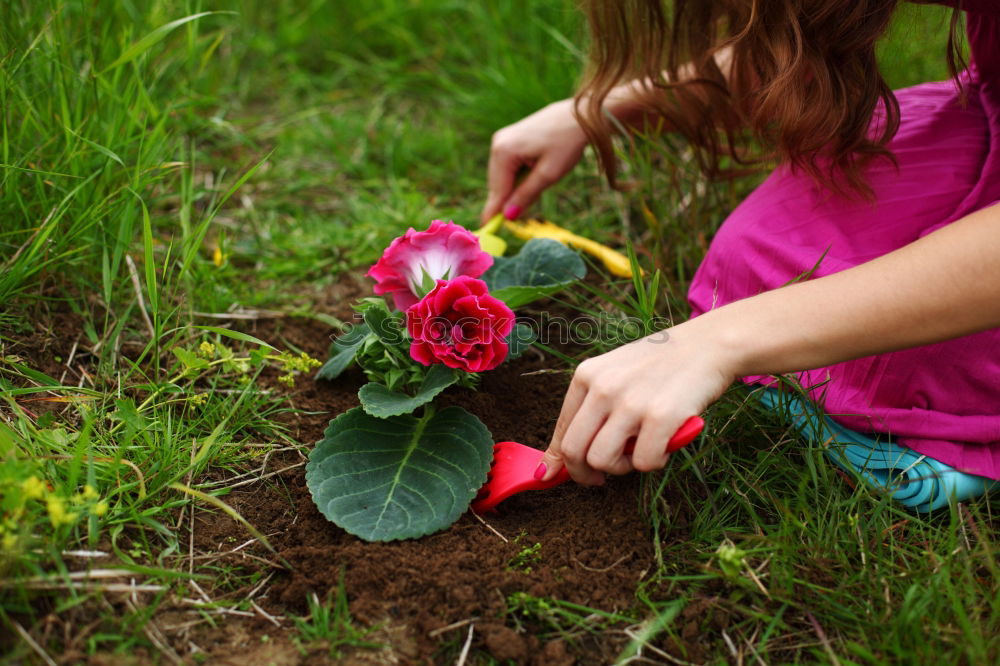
[93,500,108,517]
[46,495,76,527]
[299,352,321,370]
[21,476,46,500]
[82,484,99,500]
[2,532,17,552]
[198,341,217,359]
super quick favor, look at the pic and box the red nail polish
[533,462,547,480]
[503,204,522,220]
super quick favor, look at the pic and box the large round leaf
[306,406,493,541]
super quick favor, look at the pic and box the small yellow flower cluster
[1,517,19,551]
[1,476,109,556]
[46,494,75,527]
[75,484,108,517]
[198,341,217,359]
[187,392,209,407]
[21,476,46,500]
[276,351,322,387]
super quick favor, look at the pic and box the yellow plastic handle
[504,219,636,278]
[473,214,508,256]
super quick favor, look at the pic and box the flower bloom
[407,276,514,373]
[367,220,493,311]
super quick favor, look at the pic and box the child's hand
[536,318,739,485]
[481,98,588,225]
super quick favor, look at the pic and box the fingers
[586,413,639,477]
[559,392,609,486]
[481,144,521,225]
[481,110,586,224]
[630,410,706,472]
[539,371,588,482]
[629,414,681,473]
[498,156,565,219]
[481,154,563,225]
[546,359,638,485]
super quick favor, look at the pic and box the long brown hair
[575,0,966,198]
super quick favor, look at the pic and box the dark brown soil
[4,308,697,665]
[199,315,684,664]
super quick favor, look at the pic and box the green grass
[633,385,1000,663]
[291,572,380,659]
[3,0,995,663]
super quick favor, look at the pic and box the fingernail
[503,204,522,220]
[533,462,547,480]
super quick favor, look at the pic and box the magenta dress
[687,2,1000,480]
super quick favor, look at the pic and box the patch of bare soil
[180,315,697,664]
[5,309,702,665]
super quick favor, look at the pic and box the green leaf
[139,196,158,317]
[417,266,438,297]
[483,238,586,308]
[384,367,405,391]
[172,347,208,372]
[359,364,459,418]
[306,406,493,541]
[506,322,536,361]
[359,298,403,344]
[317,324,371,381]
[110,398,146,431]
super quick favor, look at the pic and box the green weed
[506,591,637,642]
[292,573,381,659]
[506,542,543,574]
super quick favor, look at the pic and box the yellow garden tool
[472,214,508,257]
[504,218,636,278]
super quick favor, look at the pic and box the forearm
[695,202,1000,377]
[599,46,736,130]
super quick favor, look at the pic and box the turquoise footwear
[759,389,1000,512]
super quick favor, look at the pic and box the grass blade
[194,326,277,351]
[168,482,290,569]
[101,12,233,73]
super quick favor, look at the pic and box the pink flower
[407,276,515,373]
[367,220,493,311]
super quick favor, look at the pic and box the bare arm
[482,47,735,223]
[539,202,1000,484]
[601,45,736,129]
[712,201,1000,377]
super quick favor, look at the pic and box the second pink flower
[407,276,515,373]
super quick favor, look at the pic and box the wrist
[667,309,750,383]
[572,84,647,128]
[603,82,650,126]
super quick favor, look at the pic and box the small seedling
[292,572,381,658]
[714,541,748,579]
[505,591,636,640]
[507,542,542,573]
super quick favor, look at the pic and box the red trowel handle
[623,415,704,456]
